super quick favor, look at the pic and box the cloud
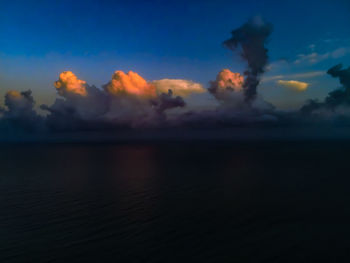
[33,62,277,133]
[277,80,309,91]
[54,71,87,97]
[0,90,43,132]
[208,69,244,103]
[152,79,205,97]
[103,70,156,98]
[4,90,38,118]
[294,53,327,65]
[6,18,350,136]
[0,17,281,135]
[207,68,274,114]
[41,71,109,127]
[151,89,185,114]
[263,71,325,82]
[294,47,350,65]
[208,69,246,108]
[309,44,316,51]
[301,64,350,115]
[224,16,273,103]
[328,64,350,88]
[209,69,244,92]
[332,47,349,58]
[39,70,187,130]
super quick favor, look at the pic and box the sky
[1,0,350,110]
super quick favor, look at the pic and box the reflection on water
[1,142,350,262]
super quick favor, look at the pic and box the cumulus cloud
[209,69,243,93]
[208,69,244,103]
[39,70,187,130]
[152,79,205,97]
[102,70,185,126]
[277,80,309,91]
[54,71,87,97]
[0,90,43,132]
[103,71,156,98]
[4,90,38,119]
[207,68,274,112]
[42,72,108,126]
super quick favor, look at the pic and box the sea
[1,140,350,262]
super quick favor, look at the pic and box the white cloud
[152,79,205,97]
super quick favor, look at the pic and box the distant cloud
[301,64,350,115]
[0,90,43,132]
[39,70,187,130]
[294,47,350,65]
[309,44,316,51]
[152,79,205,97]
[332,47,349,58]
[322,38,340,44]
[290,71,326,79]
[262,71,325,82]
[277,80,309,92]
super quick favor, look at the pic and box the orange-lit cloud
[213,69,244,92]
[6,90,22,99]
[208,69,260,109]
[277,80,309,91]
[152,79,205,97]
[54,71,87,96]
[104,71,156,98]
[208,69,244,103]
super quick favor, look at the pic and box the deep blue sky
[1,0,350,109]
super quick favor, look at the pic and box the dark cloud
[5,90,35,117]
[151,89,185,115]
[224,16,273,103]
[328,64,350,91]
[41,85,110,131]
[0,90,43,132]
[301,64,350,115]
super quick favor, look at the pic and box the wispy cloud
[294,47,350,65]
[309,44,316,51]
[262,71,325,82]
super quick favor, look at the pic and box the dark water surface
[1,141,350,262]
